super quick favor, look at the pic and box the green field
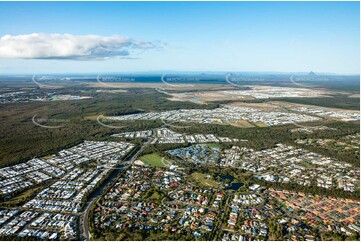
[0,185,46,206]
[200,143,220,148]
[254,122,268,127]
[140,153,167,168]
[191,172,219,188]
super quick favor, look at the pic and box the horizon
[0,71,360,76]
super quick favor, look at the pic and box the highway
[79,138,153,241]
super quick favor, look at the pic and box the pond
[227,182,244,191]
[215,173,234,182]
[215,173,244,190]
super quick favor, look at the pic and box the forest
[0,84,359,168]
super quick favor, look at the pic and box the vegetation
[140,153,167,168]
[0,184,47,207]
[272,95,360,110]
[0,87,219,168]
[1,81,359,168]
[191,172,219,188]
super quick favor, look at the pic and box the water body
[215,173,244,190]
[215,173,234,182]
[227,182,244,190]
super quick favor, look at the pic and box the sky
[0,1,359,74]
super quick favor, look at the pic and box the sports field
[140,153,168,168]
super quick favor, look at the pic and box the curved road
[80,138,153,240]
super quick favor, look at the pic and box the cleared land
[253,122,268,127]
[166,85,335,104]
[229,120,255,128]
[140,153,167,168]
[85,82,231,91]
[269,101,359,114]
[191,172,219,188]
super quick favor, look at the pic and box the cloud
[0,33,158,60]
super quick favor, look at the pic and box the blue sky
[0,1,359,74]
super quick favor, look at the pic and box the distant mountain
[309,71,316,76]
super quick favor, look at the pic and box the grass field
[191,172,219,188]
[254,122,268,127]
[200,143,220,149]
[229,120,255,128]
[140,153,167,168]
[0,185,46,206]
[83,115,101,121]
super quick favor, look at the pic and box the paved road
[80,138,153,241]
[81,196,100,240]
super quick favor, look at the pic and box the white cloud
[0,33,157,60]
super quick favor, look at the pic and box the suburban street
[80,138,154,240]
